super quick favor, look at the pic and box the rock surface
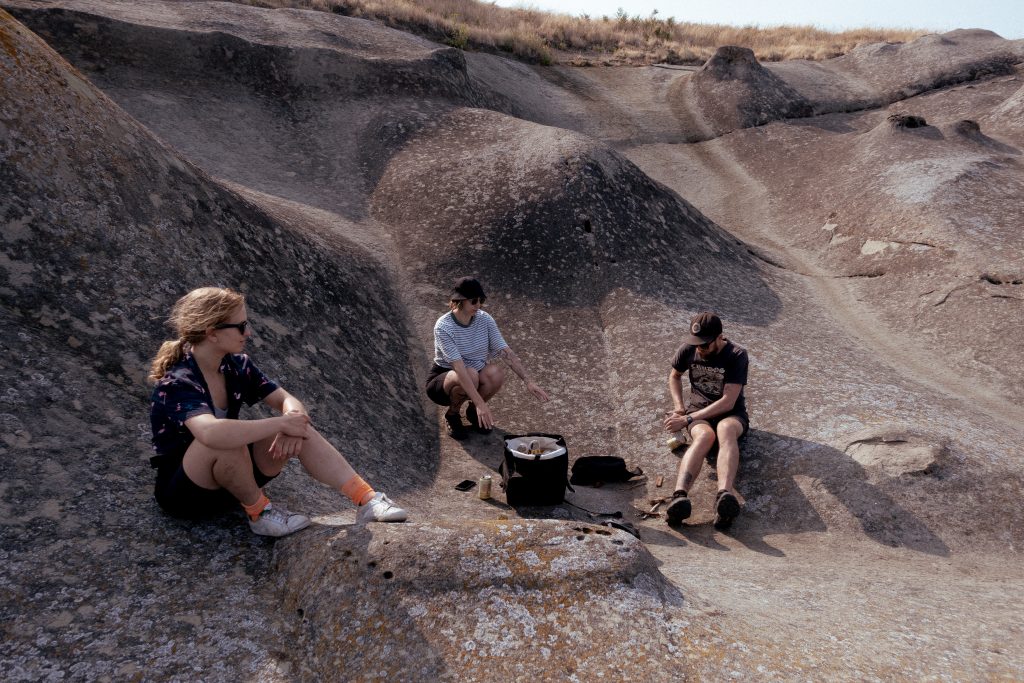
[683,45,813,136]
[275,520,697,680]
[2,1,1024,680]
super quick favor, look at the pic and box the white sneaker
[356,492,408,524]
[248,502,311,537]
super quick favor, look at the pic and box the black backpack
[500,434,572,506]
[569,456,643,486]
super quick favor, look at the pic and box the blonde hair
[149,287,245,382]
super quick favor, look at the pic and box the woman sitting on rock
[425,276,549,439]
[148,286,406,537]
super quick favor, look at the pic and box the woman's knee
[444,367,479,393]
[185,441,246,465]
[479,364,506,388]
[183,442,248,488]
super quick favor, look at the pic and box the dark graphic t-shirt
[671,340,749,420]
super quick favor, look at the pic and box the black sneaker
[713,490,740,530]
[665,491,691,525]
[444,412,468,440]
[465,403,492,434]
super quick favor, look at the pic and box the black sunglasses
[468,297,485,305]
[214,320,249,334]
[697,339,714,350]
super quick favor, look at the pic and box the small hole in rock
[367,561,377,569]
[383,571,394,579]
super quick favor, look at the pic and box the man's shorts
[687,412,749,463]
[153,444,278,519]
[425,363,453,406]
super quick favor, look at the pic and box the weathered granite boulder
[771,29,1024,114]
[684,45,813,135]
[274,520,696,681]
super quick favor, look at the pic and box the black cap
[685,311,723,345]
[450,276,486,301]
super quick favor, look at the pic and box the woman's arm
[262,388,310,460]
[498,348,549,402]
[263,388,307,416]
[185,412,309,450]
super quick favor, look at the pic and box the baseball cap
[450,276,486,301]
[685,311,723,345]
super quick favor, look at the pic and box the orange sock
[242,493,271,521]
[341,475,374,506]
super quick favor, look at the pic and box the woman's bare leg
[251,428,358,492]
[182,440,262,506]
[442,367,479,414]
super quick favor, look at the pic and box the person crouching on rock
[148,286,407,537]
[425,276,549,439]
[662,311,749,530]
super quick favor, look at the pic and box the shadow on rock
[733,429,951,557]
[456,427,509,472]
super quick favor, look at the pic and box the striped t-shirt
[433,310,509,371]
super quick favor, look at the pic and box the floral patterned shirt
[149,351,278,467]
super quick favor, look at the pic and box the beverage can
[478,475,492,500]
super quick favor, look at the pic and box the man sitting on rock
[662,312,749,530]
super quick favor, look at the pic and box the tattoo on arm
[499,348,529,380]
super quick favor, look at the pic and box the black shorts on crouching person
[425,363,453,406]
[153,444,278,519]
[688,412,749,464]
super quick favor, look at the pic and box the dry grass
[233,0,928,65]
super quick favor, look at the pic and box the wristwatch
[686,415,693,426]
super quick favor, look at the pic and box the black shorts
[153,444,277,519]
[688,412,749,463]
[425,363,453,406]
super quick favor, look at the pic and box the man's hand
[269,433,305,461]
[526,381,549,402]
[663,412,690,433]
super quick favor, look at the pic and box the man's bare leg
[712,417,745,529]
[673,423,716,494]
[714,417,745,495]
[666,423,716,524]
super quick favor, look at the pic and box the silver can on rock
[478,475,492,500]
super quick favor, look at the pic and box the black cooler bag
[500,433,571,506]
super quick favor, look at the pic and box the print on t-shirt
[691,364,726,405]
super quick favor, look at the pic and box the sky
[492,0,1024,40]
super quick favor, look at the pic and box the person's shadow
[458,426,509,472]
[643,428,951,557]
